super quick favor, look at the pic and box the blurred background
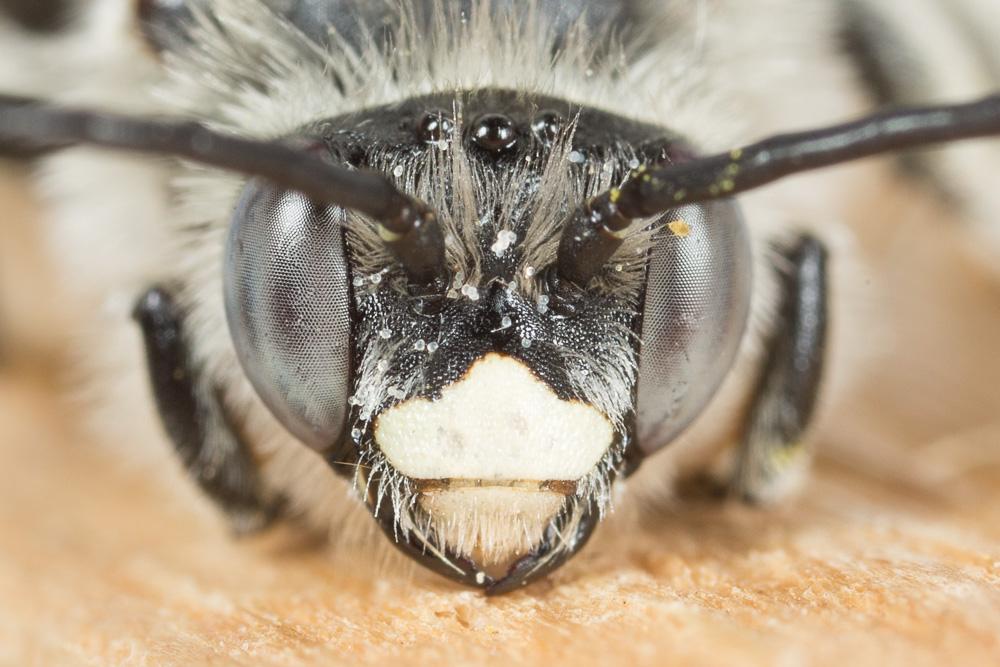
[1,1,999,665]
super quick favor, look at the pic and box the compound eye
[223,181,352,451]
[635,200,752,454]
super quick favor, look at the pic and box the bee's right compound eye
[223,181,352,452]
[635,200,753,454]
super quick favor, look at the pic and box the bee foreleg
[132,286,281,533]
[729,234,828,505]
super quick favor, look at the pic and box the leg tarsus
[730,234,829,504]
[133,286,279,532]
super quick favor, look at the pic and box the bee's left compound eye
[223,181,352,451]
[635,200,753,454]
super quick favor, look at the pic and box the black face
[225,89,752,591]
[317,89,688,169]
[320,89,689,396]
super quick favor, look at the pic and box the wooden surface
[2,160,1000,665]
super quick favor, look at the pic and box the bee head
[223,90,751,591]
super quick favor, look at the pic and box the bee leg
[133,286,281,533]
[729,234,829,504]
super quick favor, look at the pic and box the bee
[1,0,997,593]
